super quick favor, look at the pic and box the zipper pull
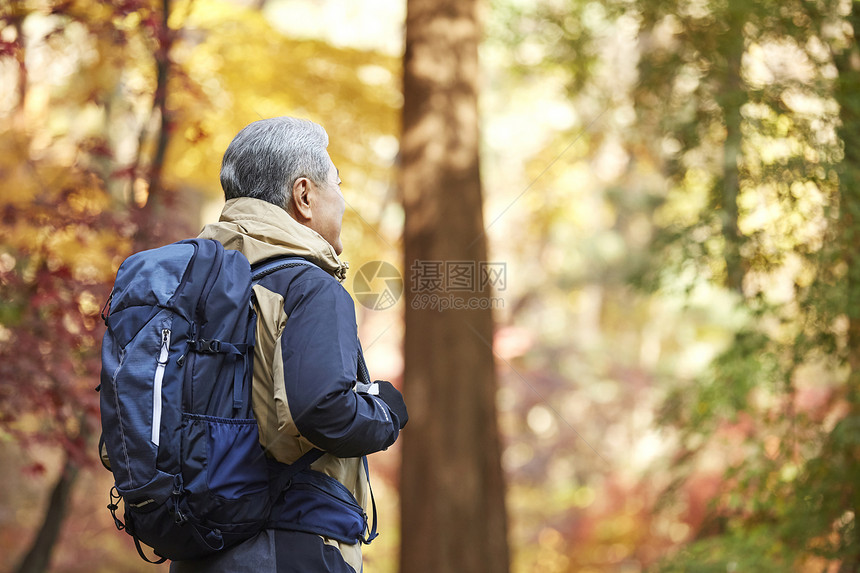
[158,329,171,364]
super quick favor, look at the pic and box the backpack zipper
[196,243,224,325]
[151,328,171,446]
[291,474,363,512]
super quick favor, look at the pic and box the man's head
[220,117,346,254]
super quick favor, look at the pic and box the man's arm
[279,273,401,458]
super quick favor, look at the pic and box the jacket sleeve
[280,274,400,458]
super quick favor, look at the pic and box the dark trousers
[169,529,357,573]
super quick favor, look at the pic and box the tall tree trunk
[148,0,172,204]
[835,5,860,570]
[836,0,860,401]
[12,2,26,113]
[134,0,174,250]
[7,0,28,129]
[717,1,746,294]
[399,1,510,572]
[14,456,80,573]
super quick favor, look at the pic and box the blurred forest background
[3,0,860,571]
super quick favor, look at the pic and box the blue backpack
[98,238,375,563]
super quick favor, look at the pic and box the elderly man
[171,117,408,573]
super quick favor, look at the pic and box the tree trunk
[717,1,746,294]
[148,0,172,204]
[11,0,27,117]
[834,4,860,570]
[14,456,80,573]
[399,1,510,572]
[134,0,174,251]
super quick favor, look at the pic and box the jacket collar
[198,197,349,282]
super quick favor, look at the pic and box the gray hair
[220,117,331,208]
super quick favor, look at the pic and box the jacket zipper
[151,328,171,446]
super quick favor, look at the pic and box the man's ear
[289,177,313,221]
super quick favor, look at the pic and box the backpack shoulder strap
[251,256,318,283]
[253,254,379,543]
[252,256,327,493]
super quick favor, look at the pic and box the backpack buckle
[196,339,221,353]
